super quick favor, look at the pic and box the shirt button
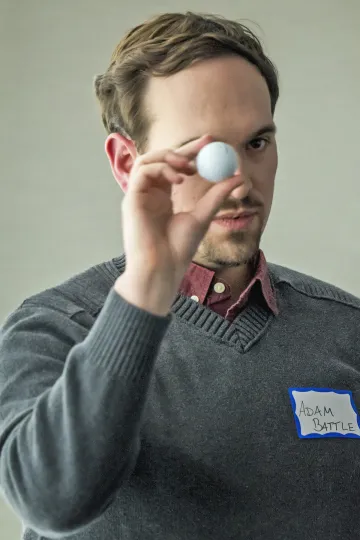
[213,282,226,294]
[190,295,199,302]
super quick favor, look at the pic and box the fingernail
[188,160,197,171]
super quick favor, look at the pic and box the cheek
[260,148,277,198]
[261,151,277,218]
[250,152,277,221]
[269,143,278,176]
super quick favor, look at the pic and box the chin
[198,231,261,268]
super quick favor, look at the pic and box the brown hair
[94,12,279,153]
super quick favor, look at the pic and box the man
[1,11,360,540]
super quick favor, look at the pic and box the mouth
[215,210,258,220]
[212,211,258,231]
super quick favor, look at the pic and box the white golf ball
[196,142,238,183]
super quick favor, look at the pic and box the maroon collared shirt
[179,250,279,322]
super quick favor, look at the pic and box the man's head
[95,12,279,270]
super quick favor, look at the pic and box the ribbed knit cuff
[85,287,171,382]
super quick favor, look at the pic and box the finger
[191,174,248,226]
[133,135,211,172]
[174,134,213,159]
[128,162,184,193]
[164,152,197,174]
[134,149,196,173]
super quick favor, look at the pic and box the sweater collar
[111,250,278,317]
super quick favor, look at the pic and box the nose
[229,163,253,200]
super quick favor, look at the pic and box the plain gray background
[1,0,360,537]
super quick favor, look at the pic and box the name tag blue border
[288,387,360,439]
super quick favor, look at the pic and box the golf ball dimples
[196,142,238,182]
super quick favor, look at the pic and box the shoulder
[0,256,126,362]
[9,255,125,322]
[268,262,360,312]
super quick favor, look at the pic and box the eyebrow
[177,123,277,148]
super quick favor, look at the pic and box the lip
[215,211,257,219]
[213,212,257,231]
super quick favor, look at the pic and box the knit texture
[1,254,360,539]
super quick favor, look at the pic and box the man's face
[144,55,278,269]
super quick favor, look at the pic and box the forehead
[145,55,273,148]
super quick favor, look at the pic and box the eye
[247,137,269,151]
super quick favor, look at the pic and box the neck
[214,263,254,299]
[193,250,259,299]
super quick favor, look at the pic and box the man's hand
[115,135,247,316]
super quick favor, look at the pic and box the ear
[105,133,137,193]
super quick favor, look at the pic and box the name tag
[289,388,360,439]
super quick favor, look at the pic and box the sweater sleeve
[0,287,170,538]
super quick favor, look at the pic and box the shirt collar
[179,249,279,316]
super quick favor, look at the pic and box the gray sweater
[1,254,360,540]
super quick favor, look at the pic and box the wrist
[114,271,175,317]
